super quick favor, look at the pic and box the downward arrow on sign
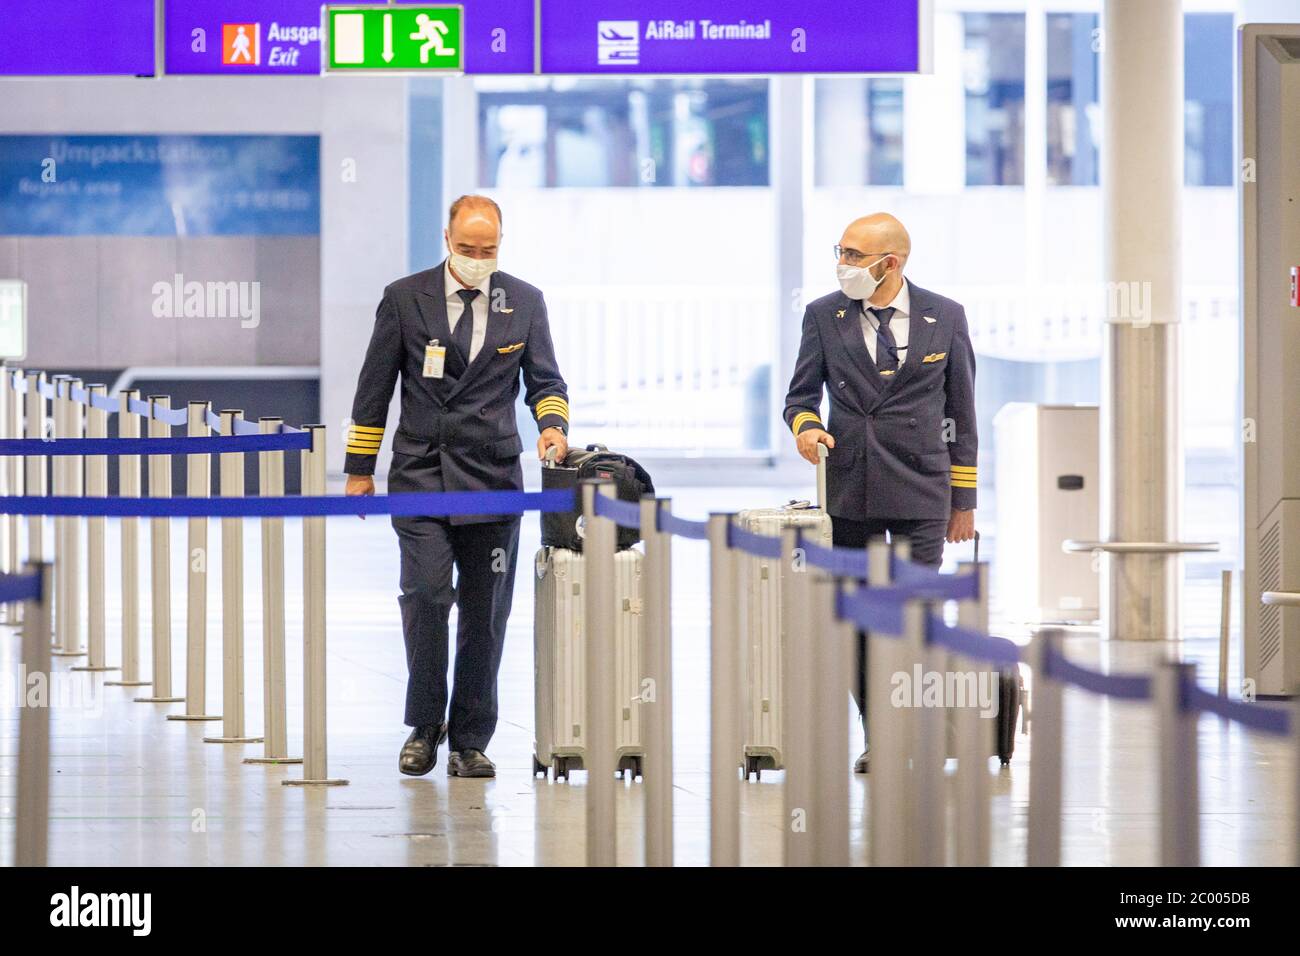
[382,13,394,62]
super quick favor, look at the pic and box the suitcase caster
[533,756,548,778]
[744,755,762,781]
[553,756,571,781]
[616,755,643,780]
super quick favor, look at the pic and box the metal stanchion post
[812,576,852,866]
[640,495,674,867]
[581,481,617,864]
[867,536,907,866]
[1156,659,1199,866]
[246,418,300,765]
[15,563,53,867]
[170,401,220,721]
[1218,570,1231,698]
[707,512,741,866]
[52,376,85,658]
[910,593,946,867]
[781,527,814,867]
[952,561,991,866]
[107,389,148,688]
[1025,628,1064,865]
[206,410,262,746]
[23,372,46,569]
[0,368,11,582]
[2,369,25,625]
[284,424,346,786]
[73,384,116,673]
[136,396,182,704]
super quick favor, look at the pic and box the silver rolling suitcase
[532,546,646,781]
[736,447,832,779]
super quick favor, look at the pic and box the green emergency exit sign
[325,5,463,73]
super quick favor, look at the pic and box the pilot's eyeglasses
[834,245,892,266]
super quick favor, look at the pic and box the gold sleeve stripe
[349,424,384,436]
[951,479,978,488]
[950,465,977,474]
[346,444,380,456]
[535,398,569,420]
[791,412,822,434]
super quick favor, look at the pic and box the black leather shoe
[399,722,447,776]
[447,748,496,778]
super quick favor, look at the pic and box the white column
[1100,0,1183,641]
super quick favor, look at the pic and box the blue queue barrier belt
[891,557,981,601]
[0,434,312,456]
[656,510,709,540]
[0,571,43,605]
[835,586,909,636]
[1042,640,1153,701]
[0,488,576,519]
[1184,681,1292,735]
[925,614,1022,667]
[591,493,643,529]
[800,537,869,578]
[726,522,783,559]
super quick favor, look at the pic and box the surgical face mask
[836,255,890,300]
[449,251,497,287]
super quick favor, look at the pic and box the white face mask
[449,251,497,287]
[836,255,890,300]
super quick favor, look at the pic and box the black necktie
[870,306,899,373]
[449,288,478,374]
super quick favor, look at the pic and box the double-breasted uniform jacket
[783,278,977,521]
[344,261,569,525]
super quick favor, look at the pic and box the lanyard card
[423,339,446,379]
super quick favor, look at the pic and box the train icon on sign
[222,23,260,66]
[597,21,638,66]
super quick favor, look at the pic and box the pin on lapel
[836,309,846,318]
[924,315,936,324]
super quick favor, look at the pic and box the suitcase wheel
[744,755,761,781]
[553,756,571,781]
[533,756,548,778]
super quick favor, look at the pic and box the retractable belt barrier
[586,485,1299,868]
[2,366,1296,869]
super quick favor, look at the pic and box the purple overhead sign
[0,0,156,76]
[164,0,535,75]
[539,0,924,74]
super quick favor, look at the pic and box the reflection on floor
[0,486,1292,866]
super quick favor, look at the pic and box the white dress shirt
[444,260,491,363]
[858,279,911,366]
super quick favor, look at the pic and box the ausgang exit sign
[324,5,463,73]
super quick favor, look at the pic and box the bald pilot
[344,195,570,778]
[783,213,977,773]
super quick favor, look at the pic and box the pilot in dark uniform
[783,212,977,773]
[344,195,569,778]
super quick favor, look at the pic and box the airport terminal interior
[1,0,1299,879]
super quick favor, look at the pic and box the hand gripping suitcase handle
[816,442,828,511]
[544,445,559,468]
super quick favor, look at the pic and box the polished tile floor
[0,486,1294,866]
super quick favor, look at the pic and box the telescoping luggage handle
[816,441,828,511]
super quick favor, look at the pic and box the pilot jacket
[783,278,977,521]
[343,262,569,515]
[344,261,569,745]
